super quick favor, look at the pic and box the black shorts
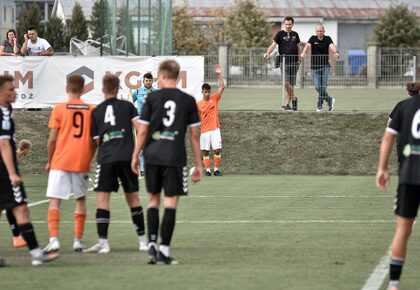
[394,184,420,218]
[94,161,139,193]
[145,164,188,197]
[0,174,27,211]
[285,62,300,86]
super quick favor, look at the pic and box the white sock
[30,248,43,258]
[214,167,218,171]
[148,242,157,250]
[98,238,108,245]
[49,237,58,242]
[159,245,170,257]
[206,169,211,173]
[389,280,399,287]
[138,235,147,244]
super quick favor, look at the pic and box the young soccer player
[84,75,147,253]
[5,139,32,248]
[197,64,225,176]
[131,59,202,265]
[132,73,158,176]
[0,75,59,266]
[376,81,420,290]
[43,75,96,253]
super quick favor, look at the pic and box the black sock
[160,208,176,247]
[131,206,145,236]
[96,209,110,239]
[390,257,404,281]
[147,207,159,244]
[17,223,38,250]
[6,209,19,237]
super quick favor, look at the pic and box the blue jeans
[312,66,332,109]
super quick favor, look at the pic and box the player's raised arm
[215,64,224,96]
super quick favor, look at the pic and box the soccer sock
[389,257,404,282]
[160,208,176,247]
[47,208,60,239]
[130,206,145,236]
[6,209,19,237]
[96,209,110,240]
[147,207,159,244]
[214,153,221,171]
[203,156,211,172]
[74,212,86,240]
[17,223,39,250]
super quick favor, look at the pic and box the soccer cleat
[139,241,148,252]
[12,236,27,248]
[83,242,110,254]
[43,238,60,253]
[329,97,336,111]
[31,251,60,266]
[73,240,86,252]
[147,244,158,264]
[214,170,222,176]
[205,171,211,176]
[292,97,298,111]
[157,251,178,265]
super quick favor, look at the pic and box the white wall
[290,20,339,46]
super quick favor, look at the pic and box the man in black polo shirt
[131,59,202,265]
[264,16,301,111]
[300,25,340,111]
[376,81,420,290]
[84,75,147,254]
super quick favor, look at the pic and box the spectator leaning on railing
[21,26,54,56]
[0,29,20,56]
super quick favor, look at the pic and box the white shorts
[46,170,89,200]
[200,128,222,151]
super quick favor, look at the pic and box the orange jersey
[48,99,94,172]
[197,93,221,133]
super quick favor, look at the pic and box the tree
[90,0,111,40]
[17,3,45,41]
[44,15,67,52]
[373,5,420,47]
[224,0,271,48]
[66,2,88,41]
[172,4,209,55]
[118,5,135,55]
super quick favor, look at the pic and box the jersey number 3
[104,105,116,126]
[163,100,176,127]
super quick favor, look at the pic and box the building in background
[0,0,15,38]
[14,0,55,24]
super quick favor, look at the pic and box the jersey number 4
[104,105,116,126]
[163,100,176,127]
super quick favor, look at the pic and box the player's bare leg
[283,81,293,110]
[73,197,87,251]
[213,149,222,176]
[289,85,298,111]
[388,216,415,290]
[202,150,211,176]
[125,192,147,251]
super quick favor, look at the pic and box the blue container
[348,50,367,75]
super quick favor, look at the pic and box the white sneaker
[31,251,60,266]
[329,97,336,111]
[139,241,148,251]
[83,242,110,254]
[316,108,323,112]
[43,238,60,253]
[73,240,86,252]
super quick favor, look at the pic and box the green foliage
[118,6,135,55]
[90,0,111,40]
[44,15,68,52]
[224,0,271,48]
[17,3,45,41]
[373,4,420,47]
[172,4,209,55]
[66,2,89,41]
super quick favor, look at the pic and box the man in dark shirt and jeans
[264,16,301,111]
[376,81,420,290]
[301,25,340,111]
[84,75,147,254]
[131,59,202,265]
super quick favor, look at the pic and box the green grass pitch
[1,174,419,290]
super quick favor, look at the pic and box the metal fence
[204,47,419,88]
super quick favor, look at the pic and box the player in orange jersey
[43,75,96,253]
[197,65,225,176]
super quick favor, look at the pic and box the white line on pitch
[0,199,49,214]
[360,246,391,290]
[0,219,395,224]
[84,195,392,199]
